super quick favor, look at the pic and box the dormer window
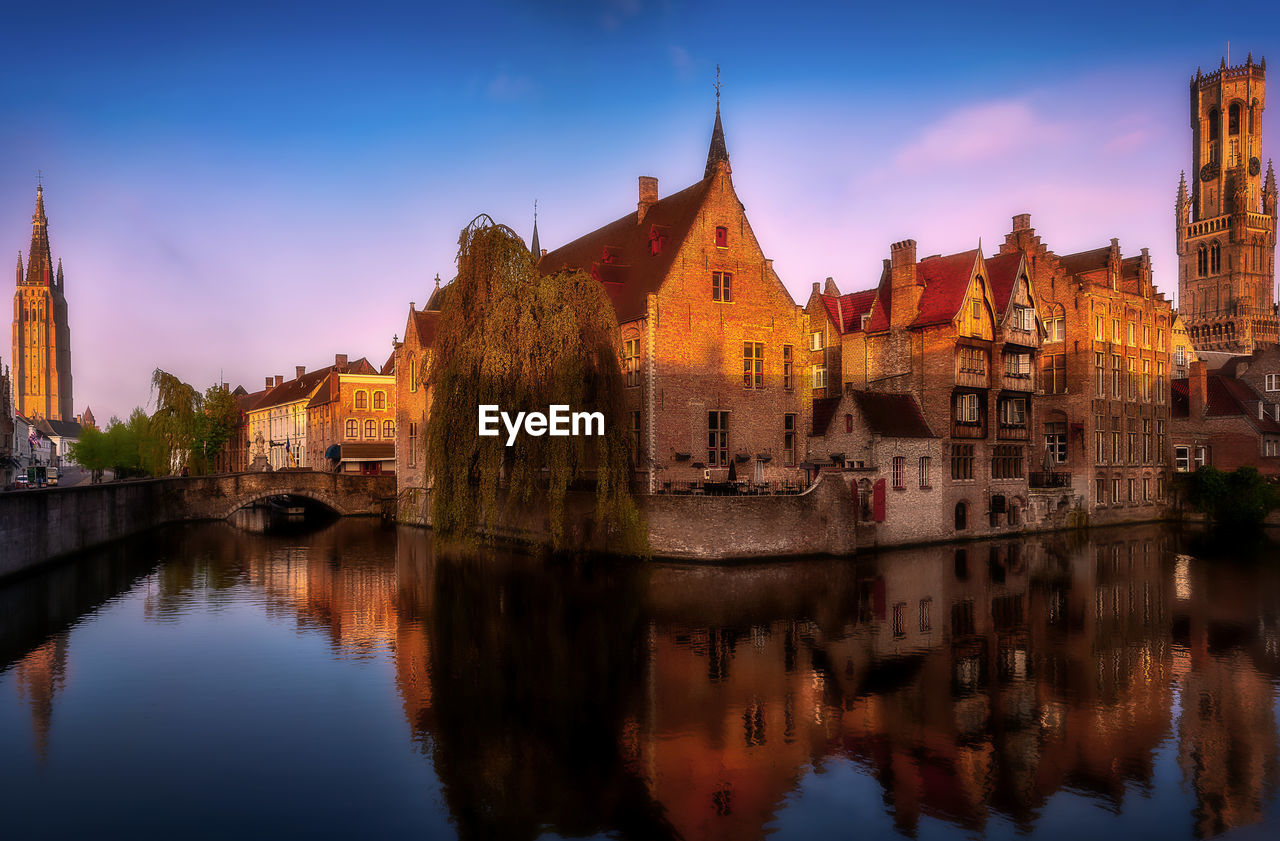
[861,314,870,330]
[715,226,728,248]
[648,225,667,256]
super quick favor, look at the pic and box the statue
[249,431,271,472]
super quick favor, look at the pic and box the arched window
[954,501,968,531]
[382,419,394,438]
[1229,102,1241,135]
[345,419,358,438]
[409,357,417,393]
[1210,241,1221,274]
[1208,107,1220,141]
[364,419,376,438]
[372,391,385,410]
[1197,244,1207,277]
[354,390,367,409]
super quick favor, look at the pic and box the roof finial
[713,64,721,111]
[530,199,541,258]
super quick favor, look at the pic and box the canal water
[1,516,1278,840]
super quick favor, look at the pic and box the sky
[1,0,1278,422]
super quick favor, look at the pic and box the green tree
[191,383,239,474]
[1180,465,1279,528]
[426,215,644,553]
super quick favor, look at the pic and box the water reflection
[1,521,1277,839]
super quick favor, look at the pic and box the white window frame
[810,331,823,351]
[812,364,827,389]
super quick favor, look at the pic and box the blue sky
[1,0,1278,420]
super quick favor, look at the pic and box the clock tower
[1176,54,1278,353]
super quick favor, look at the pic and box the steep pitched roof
[983,252,1023,317]
[411,309,439,348]
[537,177,713,323]
[237,387,270,414]
[811,396,841,436]
[33,417,81,438]
[380,353,395,376]
[704,106,729,179]
[820,289,877,334]
[254,357,375,411]
[853,392,935,438]
[911,249,981,329]
[1171,375,1280,432]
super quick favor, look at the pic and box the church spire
[26,183,52,287]
[530,200,540,258]
[704,65,729,179]
[15,251,22,286]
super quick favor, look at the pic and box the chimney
[1012,213,1031,232]
[540,248,547,259]
[335,353,348,369]
[889,240,921,330]
[1189,360,1207,418]
[274,375,284,388]
[823,276,840,296]
[637,176,658,223]
[265,376,273,390]
[296,365,305,380]
[812,281,820,296]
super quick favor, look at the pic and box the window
[1157,421,1167,464]
[1112,354,1122,398]
[1128,322,1135,346]
[409,357,418,393]
[707,412,729,466]
[1157,475,1165,500]
[1128,424,1138,463]
[1097,476,1107,504]
[632,411,642,463]
[1112,318,1121,343]
[1176,347,1187,368]
[355,391,368,410]
[1045,422,1067,463]
[1266,439,1280,458]
[1095,315,1105,341]
[812,365,827,390]
[1095,415,1106,465]
[1175,446,1190,472]
[955,393,979,424]
[992,445,1024,479]
[782,345,793,390]
[1095,352,1105,397]
[373,391,386,410]
[1012,306,1034,332]
[1142,359,1151,402]
[1112,416,1122,463]
[624,338,640,387]
[712,271,732,302]
[407,422,417,467]
[1128,478,1135,502]
[892,456,905,489]
[364,419,376,438]
[1156,362,1165,403]
[1113,476,1121,502]
[783,414,796,466]
[1004,352,1031,378]
[1142,325,1150,348]
[959,347,986,374]
[892,602,906,638]
[1143,477,1151,501]
[1267,374,1280,392]
[1045,316,1064,342]
[346,419,358,438]
[1194,446,1208,468]
[919,456,931,488]
[742,342,765,389]
[1143,419,1152,463]
[715,226,728,248]
[810,331,823,351]
[1157,328,1166,352]
[1043,354,1065,394]
[919,598,933,633]
[951,444,974,480]
[999,397,1026,427]
[845,413,853,433]
[1127,357,1138,400]
[971,299,981,319]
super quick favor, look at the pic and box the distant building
[0,357,14,485]
[394,290,440,501]
[1175,55,1277,353]
[1171,357,1280,475]
[32,417,82,467]
[306,360,396,475]
[11,184,74,422]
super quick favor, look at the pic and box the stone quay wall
[0,472,395,579]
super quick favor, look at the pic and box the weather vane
[36,169,43,188]
[714,65,721,106]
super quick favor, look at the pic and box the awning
[338,442,394,461]
[324,444,341,461]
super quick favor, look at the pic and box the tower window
[1229,102,1241,136]
[1208,107,1220,142]
[715,226,728,248]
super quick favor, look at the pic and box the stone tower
[12,184,73,421]
[1176,54,1278,353]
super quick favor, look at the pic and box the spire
[25,183,52,287]
[1267,159,1277,194]
[15,251,22,286]
[704,65,729,179]
[530,200,540,258]
[56,258,63,287]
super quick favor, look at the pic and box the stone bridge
[1,471,396,579]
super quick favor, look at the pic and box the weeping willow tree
[426,215,645,554]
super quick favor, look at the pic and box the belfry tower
[12,184,73,421]
[1176,54,1278,353]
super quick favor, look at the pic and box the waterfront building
[1000,217,1174,519]
[11,184,74,422]
[244,354,374,471]
[393,290,440,500]
[1170,359,1280,475]
[1170,312,1199,378]
[536,105,812,492]
[31,417,82,467]
[1175,55,1277,353]
[0,358,13,485]
[832,239,1045,538]
[306,358,396,475]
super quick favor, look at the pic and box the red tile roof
[983,252,1022,317]
[537,177,713,323]
[254,358,376,411]
[910,249,980,329]
[411,309,438,347]
[1171,374,1280,432]
[853,391,935,438]
[380,353,395,376]
[1057,246,1110,277]
[820,289,878,334]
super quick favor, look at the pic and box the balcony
[1029,471,1071,489]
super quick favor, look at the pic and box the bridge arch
[217,489,348,521]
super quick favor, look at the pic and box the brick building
[1171,358,1280,475]
[0,356,13,485]
[393,290,439,496]
[11,184,74,422]
[305,359,396,475]
[1000,216,1173,519]
[537,105,811,492]
[1175,55,1277,353]
[832,239,1045,537]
